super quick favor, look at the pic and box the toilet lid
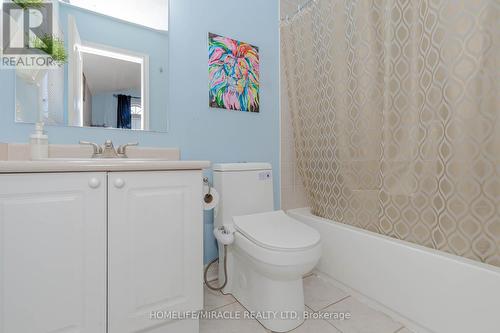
[233,210,321,251]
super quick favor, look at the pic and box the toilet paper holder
[203,177,214,204]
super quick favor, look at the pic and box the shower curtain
[281,0,500,266]
[117,94,132,129]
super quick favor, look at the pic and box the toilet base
[222,246,305,332]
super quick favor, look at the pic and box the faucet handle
[79,141,102,157]
[117,142,139,157]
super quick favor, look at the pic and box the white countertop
[0,143,210,173]
[0,159,211,173]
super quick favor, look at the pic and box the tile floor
[200,273,413,333]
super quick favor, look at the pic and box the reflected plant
[10,0,68,65]
[32,35,68,65]
[12,0,43,9]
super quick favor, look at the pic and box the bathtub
[287,208,500,333]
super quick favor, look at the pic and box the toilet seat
[233,231,321,267]
[233,210,320,251]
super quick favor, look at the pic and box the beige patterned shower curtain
[281,0,500,266]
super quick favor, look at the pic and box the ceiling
[82,53,141,95]
[64,0,168,31]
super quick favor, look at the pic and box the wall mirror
[14,0,169,132]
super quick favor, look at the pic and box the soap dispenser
[30,122,49,160]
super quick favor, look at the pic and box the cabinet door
[0,173,107,333]
[108,171,203,333]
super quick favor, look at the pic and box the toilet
[213,163,321,332]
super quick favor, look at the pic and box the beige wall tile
[0,143,7,161]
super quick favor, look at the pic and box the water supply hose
[204,245,228,291]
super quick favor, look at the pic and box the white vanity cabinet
[108,171,203,333]
[0,173,107,333]
[0,170,203,333]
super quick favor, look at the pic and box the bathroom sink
[41,158,170,162]
[0,143,210,173]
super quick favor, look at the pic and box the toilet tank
[213,163,274,228]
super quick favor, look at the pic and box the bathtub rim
[288,207,500,275]
[287,207,500,333]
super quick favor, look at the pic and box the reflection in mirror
[70,40,147,130]
[14,0,168,132]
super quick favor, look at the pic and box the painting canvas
[208,33,260,112]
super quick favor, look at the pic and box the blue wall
[0,0,280,264]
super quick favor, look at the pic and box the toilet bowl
[219,211,321,332]
[213,163,322,332]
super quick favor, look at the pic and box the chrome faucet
[79,140,138,158]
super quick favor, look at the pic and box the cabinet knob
[114,178,125,189]
[88,178,101,189]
